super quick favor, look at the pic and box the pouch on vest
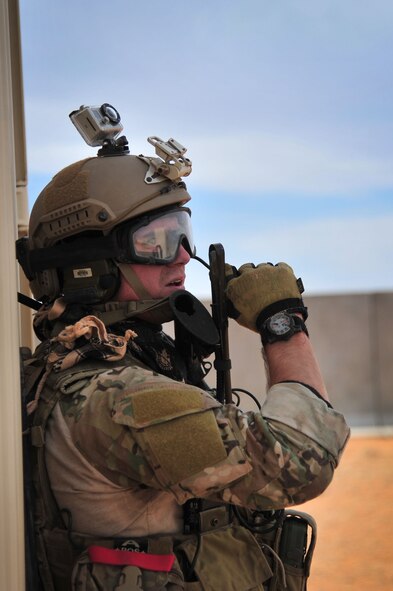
[254,510,317,591]
[176,524,272,591]
[72,552,145,591]
[71,541,185,591]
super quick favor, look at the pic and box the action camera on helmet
[69,104,124,146]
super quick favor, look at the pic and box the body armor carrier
[22,321,317,591]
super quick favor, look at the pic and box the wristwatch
[260,311,309,345]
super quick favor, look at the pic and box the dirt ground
[297,433,393,591]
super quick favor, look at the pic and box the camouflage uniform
[25,316,349,591]
[28,313,350,538]
[19,125,350,590]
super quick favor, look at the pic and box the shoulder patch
[112,381,225,486]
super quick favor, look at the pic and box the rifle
[208,243,232,404]
[169,243,233,403]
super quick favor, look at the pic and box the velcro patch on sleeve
[143,411,227,484]
[132,385,205,426]
[112,381,226,486]
[112,381,220,428]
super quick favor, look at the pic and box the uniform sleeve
[60,364,350,509]
[213,382,350,509]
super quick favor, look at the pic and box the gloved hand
[225,262,305,332]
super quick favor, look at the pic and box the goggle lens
[125,209,195,264]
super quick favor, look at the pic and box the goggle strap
[115,262,152,300]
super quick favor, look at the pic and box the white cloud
[189,133,393,194]
[27,141,92,173]
[26,123,393,196]
[236,214,393,293]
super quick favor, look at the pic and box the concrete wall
[200,291,393,428]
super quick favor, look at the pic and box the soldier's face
[116,244,191,301]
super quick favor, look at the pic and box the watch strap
[255,299,308,332]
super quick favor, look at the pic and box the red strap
[88,545,175,572]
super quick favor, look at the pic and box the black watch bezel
[261,311,308,345]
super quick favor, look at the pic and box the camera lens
[100,103,121,124]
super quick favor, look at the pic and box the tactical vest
[23,351,317,591]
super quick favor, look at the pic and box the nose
[172,244,191,265]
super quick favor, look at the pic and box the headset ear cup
[30,269,60,303]
[28,260,120,305]
[62,259,120,304]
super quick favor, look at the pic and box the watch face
[268,312,292,335]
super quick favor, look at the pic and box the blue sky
[19,0,393,298]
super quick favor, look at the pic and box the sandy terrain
[298,434,393,590]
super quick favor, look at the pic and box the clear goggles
[116,207,195,264]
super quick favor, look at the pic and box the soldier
[18,110,350,591]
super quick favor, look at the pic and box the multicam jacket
[32,315,350,540]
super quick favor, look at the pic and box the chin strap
[93,298,175,326]
[110,261,175,324]
[115,262,153,300]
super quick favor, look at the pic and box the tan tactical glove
[225,262,306,332]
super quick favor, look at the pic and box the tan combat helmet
[17,105,193,304]
[29,146,191,249]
